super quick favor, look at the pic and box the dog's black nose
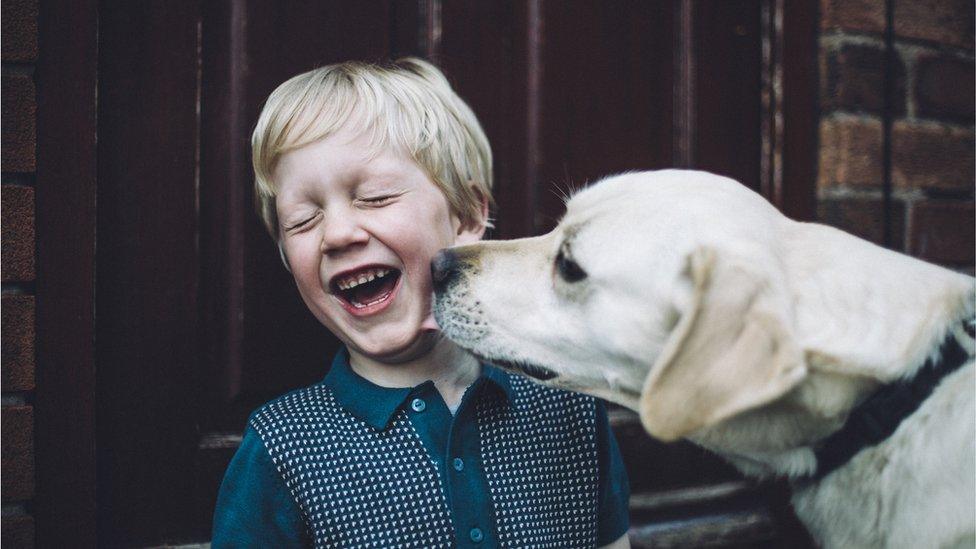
[431,248,460,293]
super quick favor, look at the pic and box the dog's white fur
[433,170,976,548]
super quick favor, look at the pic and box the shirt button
[410,398,426,413]
[452,457,464,471]
[469,527,484,543]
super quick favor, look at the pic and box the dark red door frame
[33,0,99,547]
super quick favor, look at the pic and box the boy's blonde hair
[251,57,494,238]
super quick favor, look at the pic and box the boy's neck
[348,337,481,411]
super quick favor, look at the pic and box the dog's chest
[791,363,975,549]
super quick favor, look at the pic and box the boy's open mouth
[329,266,402,311]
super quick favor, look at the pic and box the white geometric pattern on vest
[251,374,600,548]
[479,375,599,548]
[251,387,454,548]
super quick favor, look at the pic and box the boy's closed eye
[282,189,406,233]
[356,190,405,207]
[285,212,322,232]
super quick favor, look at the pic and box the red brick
[2,406,35,502]
[821,0,885,33]
[1,515,35,548]
[1,185,35,282]
[822,42,906,115]
[894,0,974,49]
[892,120,974,192]
[908,200,975,265]
[817,115,884,189]
[915,54,975,123]
[1,0,38,62]
[2,295,35,391]
[1,74,36,172]
[817,195,906,248]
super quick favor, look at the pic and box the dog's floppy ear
[639,246,806,441]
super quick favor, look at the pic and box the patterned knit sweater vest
[250,374,599,548]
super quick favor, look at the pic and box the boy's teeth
[351,292,392,309]
[338,268,392,291]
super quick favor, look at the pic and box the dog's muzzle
[431,248,560,383]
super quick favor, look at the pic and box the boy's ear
[277,240,292,273]
[455,183,490,245]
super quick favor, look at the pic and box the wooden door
[46,1,817,545]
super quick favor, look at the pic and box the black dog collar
[805,322,974,482]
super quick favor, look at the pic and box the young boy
[212,58,630,548]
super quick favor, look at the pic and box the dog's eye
[556,248,587,283]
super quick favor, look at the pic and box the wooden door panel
[95,2,204,544]
[438,0,534,239]
[537,0,675,232]
[693,0,764,189]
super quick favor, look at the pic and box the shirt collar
[481,363,515,403]
[323,347,515,430]
[323,347,413,430]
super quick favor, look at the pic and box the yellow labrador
[432,170,975,549]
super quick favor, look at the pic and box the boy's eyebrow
[359,166,413,188]
[360,157,402,177]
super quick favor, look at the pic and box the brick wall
[2,0,38,546]
[818,0,975,271]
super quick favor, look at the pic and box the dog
[432,169,975,548]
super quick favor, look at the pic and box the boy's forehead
[273,133,425,195]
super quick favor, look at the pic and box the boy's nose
[319,210,368,252]
[430,249,460,293]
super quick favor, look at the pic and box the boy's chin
[349,329,443,365]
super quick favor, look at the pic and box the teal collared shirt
[212,348,630,547]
